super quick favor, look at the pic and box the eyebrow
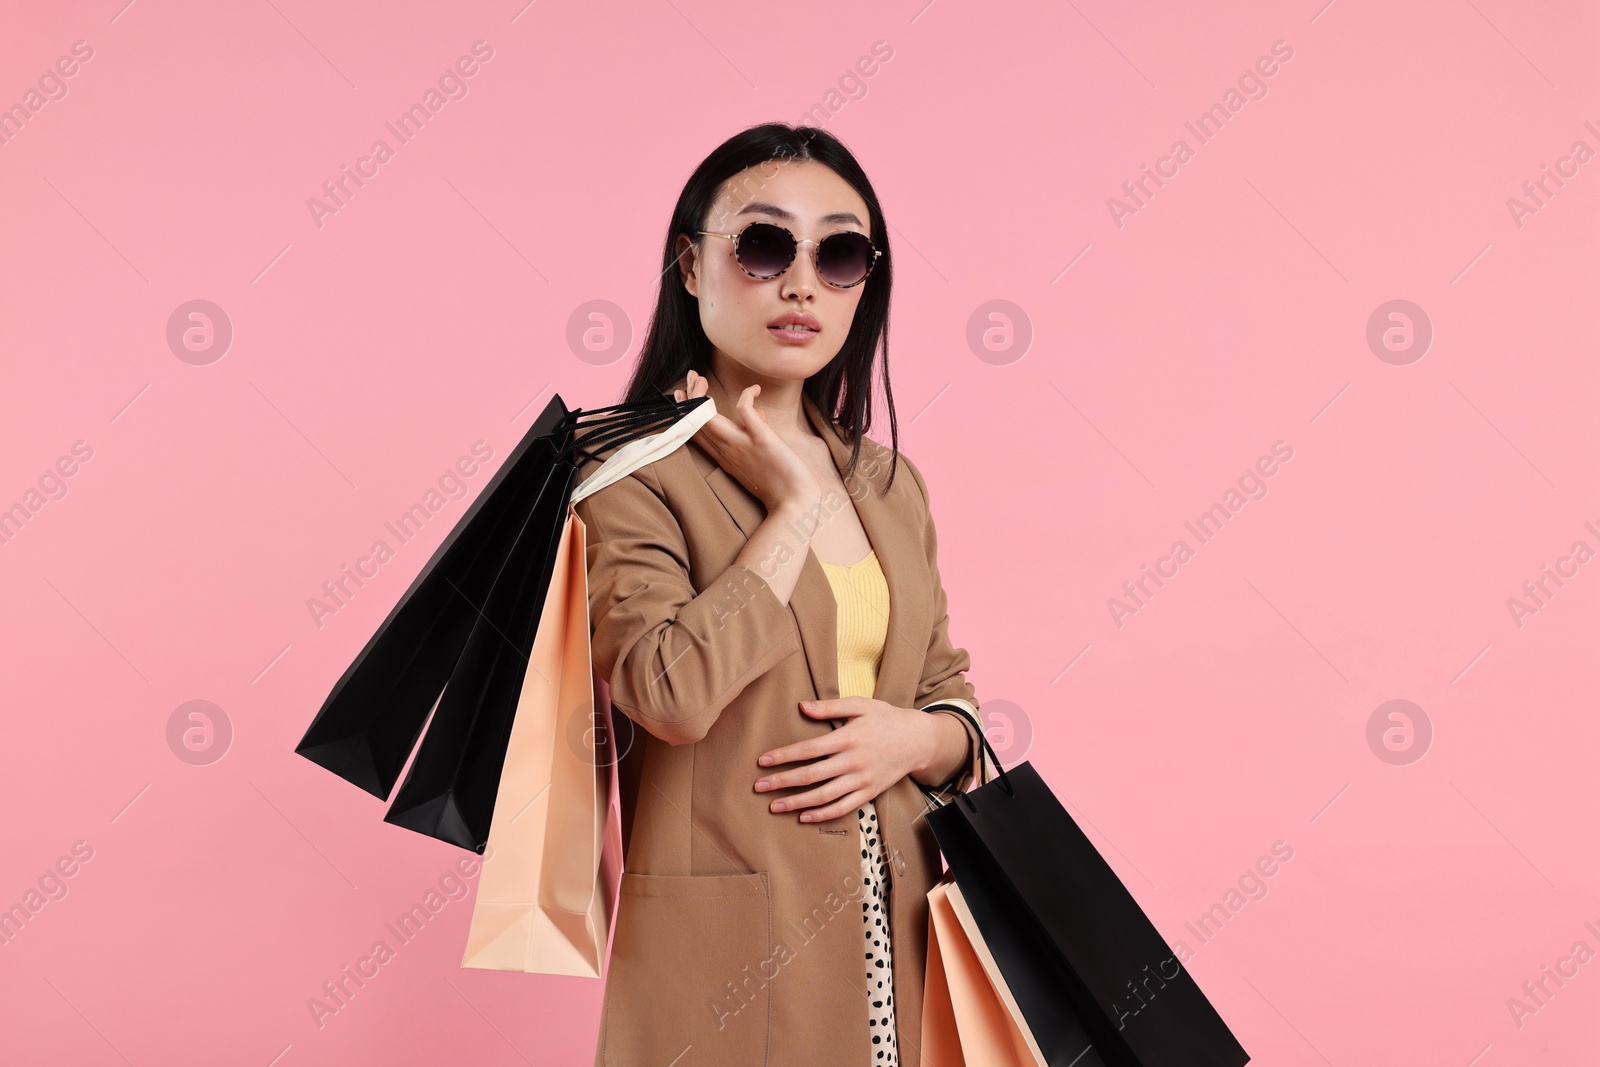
[733,201,865,227]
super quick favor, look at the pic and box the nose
[780,245,821,300]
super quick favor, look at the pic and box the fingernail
[799,813,811,822]
[772,802,786,811]
[758,754,772,765]
[755,780,769,790]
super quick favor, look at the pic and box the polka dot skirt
[858,799,899,1065]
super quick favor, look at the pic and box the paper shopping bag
[297,393,712,852]
[926,756,1250,1067]
[923,870,1053,1067]
[382,440,578,850]
[459,506,624,976]
[296,395,572,799]
[385,395,714,853]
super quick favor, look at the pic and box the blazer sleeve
[901,454,993,794]
[573,460,801,746]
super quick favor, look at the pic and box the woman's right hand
[675,370,822,515]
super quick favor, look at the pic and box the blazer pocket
[599,870,772,1067]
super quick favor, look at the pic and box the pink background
[2,1,1597,1063]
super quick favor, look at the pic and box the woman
[574,123,992,1067]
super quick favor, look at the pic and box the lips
[768,312,821,333]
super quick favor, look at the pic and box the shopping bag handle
[917,701,1014,808]
[569,396,716,505]
[562,395,699,468]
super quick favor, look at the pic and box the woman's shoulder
[570,399,705,517]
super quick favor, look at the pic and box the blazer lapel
[681,373,928,712]
[800,389,929,712]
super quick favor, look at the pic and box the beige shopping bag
[459,398,712,976]
[460,508,625,976]
[922,870,1049,1066]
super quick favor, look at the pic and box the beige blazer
[573,374,986,1067]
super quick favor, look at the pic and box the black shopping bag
[296,392,707,851]
[296,394,571,799]
[381,433,576,850]
[922,704,1250,1067]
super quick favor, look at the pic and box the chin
[726,342,836,383]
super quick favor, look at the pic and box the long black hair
[620,122,899,492]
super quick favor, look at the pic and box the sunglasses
[695,221,882,289]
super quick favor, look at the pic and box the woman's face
[677,159,873,384]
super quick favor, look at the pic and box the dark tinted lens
[735,223,795,278]
[817,231,875,287]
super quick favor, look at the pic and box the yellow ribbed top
[819,550,890,699]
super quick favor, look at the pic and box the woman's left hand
[753,697,966,822]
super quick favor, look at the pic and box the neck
[706,353,815,441]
